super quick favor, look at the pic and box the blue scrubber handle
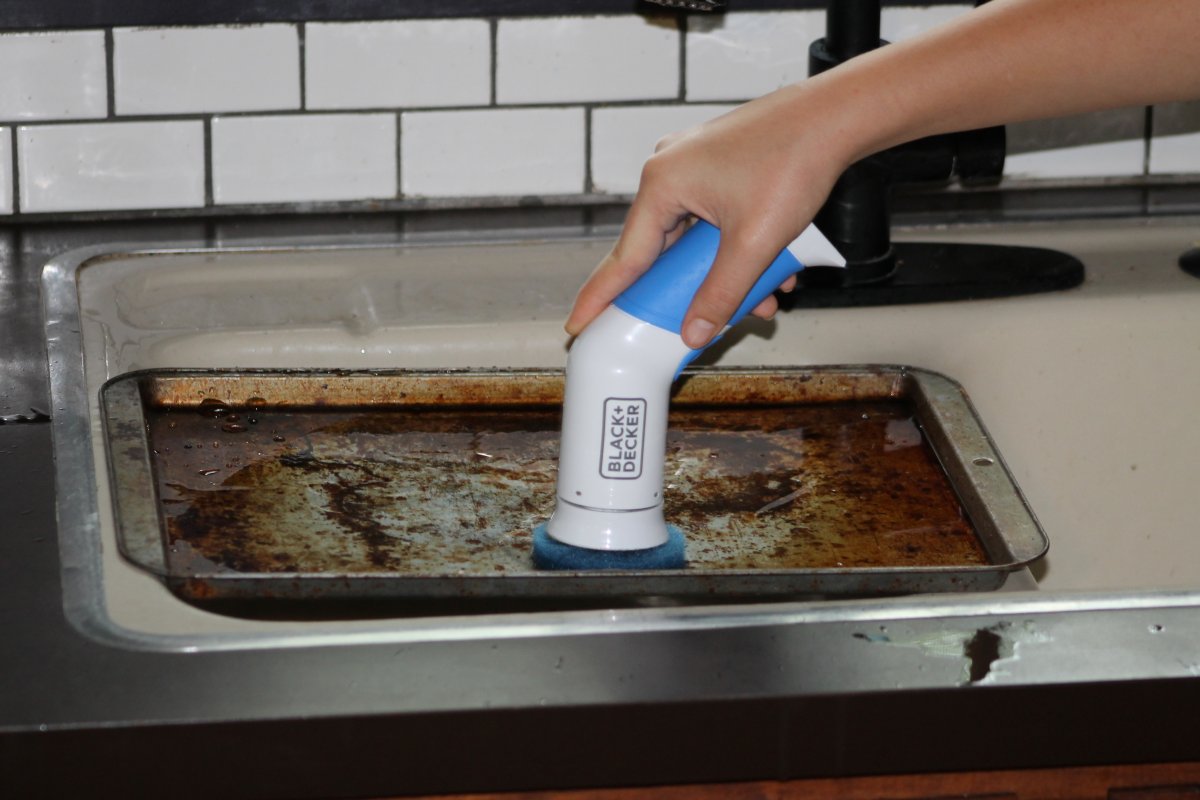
[613,220,802,338]
[612,220,842,373]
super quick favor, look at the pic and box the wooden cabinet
[402,762,1200,800]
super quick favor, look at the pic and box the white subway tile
[684,6,971,103]
[212,113,396,204]
[114,25,300,115]
[1149,103,1200,174]
[17,121,204,213]
[591,104,735,194]
[1150,133,1200,174]
[0,31,107,121]
[880,5,973,42]
[402,108,584,197]
[1004,140,1145,179]
[306,20,490,110]
[0,128,11,214]
[686,12,822,102]
[497,17,678,105]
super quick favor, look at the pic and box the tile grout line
[1142,105,1154,178]
[0,100,700,131]
[105,27,117,119]
[395,111,404,200]
[1141,105,1154,215]
[583,106,593,194]
[298,22,307,110]
[489,17,498,107]
[8,126,19,214]
[678,12,687,103]
[203,117,214,207]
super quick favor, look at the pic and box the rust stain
[140,371,985,582]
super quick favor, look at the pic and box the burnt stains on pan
[140,376,984,580]
[660,401,984,570]
[151,405,561,576]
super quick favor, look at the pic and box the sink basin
[42,218,1200,651]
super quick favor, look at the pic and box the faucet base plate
[786,241,1084,308]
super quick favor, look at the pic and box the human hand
[564,81,855,348]
[571,0,1200,350]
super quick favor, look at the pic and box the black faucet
[782,0,1084,307]
[640,0,1084,306]
[809,0,1006,285]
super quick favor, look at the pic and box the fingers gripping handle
[612,221,846,358]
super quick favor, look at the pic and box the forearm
[811,0,1200,166]
[567,0,1200,344]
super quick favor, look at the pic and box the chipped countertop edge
[844,612,1199,689]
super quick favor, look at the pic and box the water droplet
[973,456,995,467]
[272,435,285,442]
[198,468,219,477]
[246,396,266,411]
[222,422,247,433]
[198,397,230,417]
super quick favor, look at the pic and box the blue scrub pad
[531,522,687,571]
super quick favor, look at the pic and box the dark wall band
[2,0,971,32]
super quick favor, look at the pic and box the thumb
[680,229,789,349]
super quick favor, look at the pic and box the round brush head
[531,522,686,571]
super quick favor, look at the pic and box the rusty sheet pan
[101,367,1047,616]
